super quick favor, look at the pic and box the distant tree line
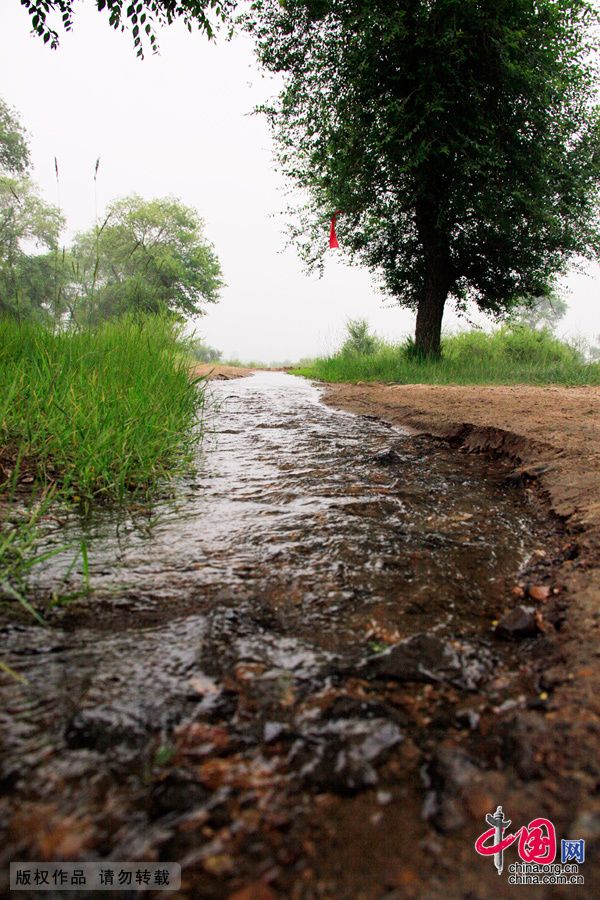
[0,96,223,326]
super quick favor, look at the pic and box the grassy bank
[0,315,204,503]
[0,315,204,613]
[294,326,600,386]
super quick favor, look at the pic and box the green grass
[294,326,600,386]
[0,315,204,503]
[0,315,205,617]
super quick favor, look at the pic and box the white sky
[1,1,599,362]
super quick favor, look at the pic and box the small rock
[202,853,235,875]
[264,722,286,743]
[372,447,404,465]
[423,746,480,833]
[540,667,567,690]
[455,708,480,730]
[359,633,459,683]
[228,883,278,900]
[357,633,490,689]
[495,606,541,639]
[569,809,600,842]
[500,712,549,779]
[150,770,208,816]
[494,696,526,715]
[289,718,402,794]
[65,708,146,753]
[323,696,404,725]
[561,542,579,561]
[528,584,551,602]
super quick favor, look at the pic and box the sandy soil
[192,363,256,380]
[322,381,600,893]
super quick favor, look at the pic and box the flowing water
[0,373,561,898]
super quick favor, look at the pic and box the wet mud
[0,373,573,898]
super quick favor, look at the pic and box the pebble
[495,605,541,639]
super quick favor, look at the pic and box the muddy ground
[323,381,600,895]
[1,375,598,899]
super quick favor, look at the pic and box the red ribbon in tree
[329,210,342,249]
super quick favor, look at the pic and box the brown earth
[192,363,256,380]
[319,381,600,894]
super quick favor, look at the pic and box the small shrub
[341,318,380,356]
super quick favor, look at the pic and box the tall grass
[0,315,205,619]
[0,315,204,504]
[295,326,600,386]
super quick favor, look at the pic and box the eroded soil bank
[0,374,594,898]
[323,381,600,896]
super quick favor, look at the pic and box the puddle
[0,373,562,897]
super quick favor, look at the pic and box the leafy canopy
[0,97,31,176]
[0,98,222,324]
[247,0,600,352]
[0,96,63,319]
[21,0,235,56]
[0,176,64,319]
[69,194,223,323]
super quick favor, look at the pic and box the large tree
[0,177,64,319]
[69,194,223,323]
[247,0,600,356]
[20,0,234,55]
[0,97,63,319]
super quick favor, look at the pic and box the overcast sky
[1,1,599,361]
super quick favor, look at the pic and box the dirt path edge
[321,381,600,879]
[192,364,256,380]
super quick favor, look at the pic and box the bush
[442,325,582,367]
[341,318,380,356]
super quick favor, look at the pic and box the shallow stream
[0,373,561,897]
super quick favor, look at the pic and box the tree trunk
[414,260,449,358]
[414,198,452,358]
